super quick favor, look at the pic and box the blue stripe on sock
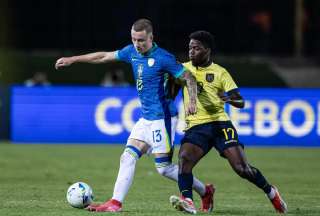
[154,156,172,163]
[126,145,142,158]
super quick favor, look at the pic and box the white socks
[112,150,138,202]
[267,187,276,199]
[156,164,206,196]
[112,149,207,203]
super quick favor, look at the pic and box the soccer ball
[66,182,94,208]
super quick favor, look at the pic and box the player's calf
[155,156,178,181]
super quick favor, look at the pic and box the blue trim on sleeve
[115,51,120,60]
[174,67,186,78]
[154,156,172,163]
[227,88,240,96]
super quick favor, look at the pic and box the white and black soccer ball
[66,182,94,208]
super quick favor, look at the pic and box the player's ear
[204,47,211,57]
[149,33,153,41]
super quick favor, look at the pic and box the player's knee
[178,152,194,173]
[120,146,141,165]
[179,151,193,164]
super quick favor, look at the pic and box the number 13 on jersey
[152,130,162,143]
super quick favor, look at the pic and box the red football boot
[86,199,122,212]
[199,184,215,212]
[269,186,287,214]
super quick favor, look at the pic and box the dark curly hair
[189,30,215,51]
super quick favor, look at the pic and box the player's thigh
[127,118,150,154]
[212,121,244,158]
[181,123,214,158]
[149,117,177,154]
[127,138,150,155]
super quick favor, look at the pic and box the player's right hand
[186,100,197,115]
[55,57,73,70]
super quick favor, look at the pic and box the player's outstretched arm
[55,51,117,70]
[178,70,197,115]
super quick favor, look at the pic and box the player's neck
[194,58,212,68]
[141,43,157,56]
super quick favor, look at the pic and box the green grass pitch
[0,142,319,216]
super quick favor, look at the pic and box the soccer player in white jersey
[55,19,214,212]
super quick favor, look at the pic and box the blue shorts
[181,121,244,157]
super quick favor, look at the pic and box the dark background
[0,0,319,140]
[0,0,319,86]
[1,0,319,55]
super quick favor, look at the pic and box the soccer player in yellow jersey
[170,31,287,214]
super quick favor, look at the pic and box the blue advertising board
[11,86,320,146]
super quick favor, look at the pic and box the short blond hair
[132,19,153,34]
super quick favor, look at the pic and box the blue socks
[178,173,194,200]
[249,166,272,194]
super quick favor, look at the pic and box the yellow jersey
[182,61,238,129]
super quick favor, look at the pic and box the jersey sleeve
[115,45,133,63]
[221,69,238,93]
[162,53,186,78]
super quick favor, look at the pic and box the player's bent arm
[55,51,117,69]
[177,70,197,114]
[219,91,245,108]
[168,75,182,99]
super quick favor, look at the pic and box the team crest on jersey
[148,58,155,67]
[206,73,214,82]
